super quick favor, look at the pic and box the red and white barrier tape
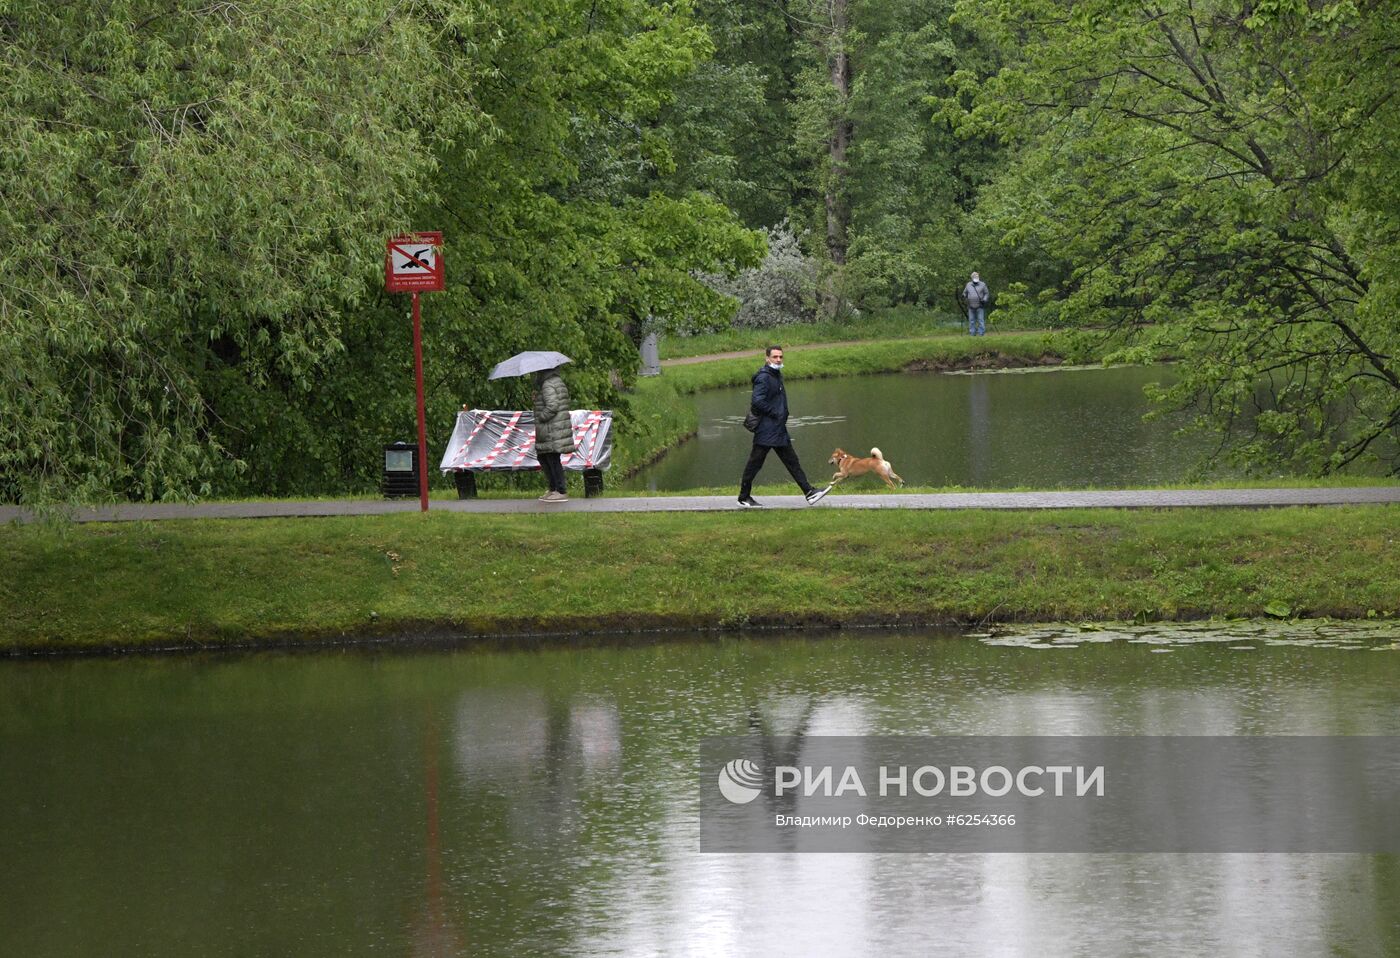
[466,411,523,468]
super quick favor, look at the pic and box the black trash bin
[382,442,420,499]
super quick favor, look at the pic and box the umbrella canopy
[487,351,573,380]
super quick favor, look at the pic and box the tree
[789,0,854,317]
[0,0,487,502]
[955,0,1400,473]
[843,0,996,309]
[766,0,1009,316]
[660,0,801,229]
[225,0,765,496]
[1,0,763,501]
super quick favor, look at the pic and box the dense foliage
[3,0,1395,501]
[697,221,819,328]
[1,0,761,501]
[1,1,479,500]
[956,0,1399,473]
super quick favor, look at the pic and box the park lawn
[615,476,1400,496]
[2,505,1396,653]
[654,329,1090,391]
[657,305,1042,359]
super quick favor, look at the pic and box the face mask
[769,361,783,370]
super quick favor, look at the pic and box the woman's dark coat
[533,369,576,455]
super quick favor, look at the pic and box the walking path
[658,329,1032,366]
[661,339,874,366]
[3,486,1396,524]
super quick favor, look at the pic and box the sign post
[386,231,445,513]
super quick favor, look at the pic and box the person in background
[533,366,574,502]
[962,271,991,336]
[737,346,831,508]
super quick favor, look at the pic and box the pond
[623,364,1225,491]
[3,623,1399,957]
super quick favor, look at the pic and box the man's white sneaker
[737,497,763,508]
[805,485,832,505]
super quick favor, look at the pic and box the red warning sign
[385,232,444,293]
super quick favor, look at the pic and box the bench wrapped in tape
[439,408,613,473]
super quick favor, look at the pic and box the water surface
[625,365,1220,491]
[2,624,1398,956]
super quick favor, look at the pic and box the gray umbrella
[487,351,573,380]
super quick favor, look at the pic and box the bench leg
[583,468,604,498]
[454,471,478,500]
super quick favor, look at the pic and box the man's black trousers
[739,443,813,499]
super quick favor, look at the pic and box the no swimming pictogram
[385,231,444,292]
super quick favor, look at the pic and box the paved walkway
[3,487,1396,524]
[661,339,875,366]
[659,329,1023,366]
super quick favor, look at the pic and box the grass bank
[3,506,1395,653]
[613,329,1104,477]
[658,305,1043,359]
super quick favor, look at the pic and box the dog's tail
[870,447,884,460]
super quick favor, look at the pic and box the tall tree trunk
[823,0,852,317]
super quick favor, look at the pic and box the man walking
[737,346,831,508]
[961,271,990,336]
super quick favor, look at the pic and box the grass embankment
[3,506,1395,653]
[658,305,1041,359]
[613,328,1100,477]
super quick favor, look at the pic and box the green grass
[3,505,1396,652]
[658,330,1098,390]
[605,475,1400,497]
[658,305,1040,359]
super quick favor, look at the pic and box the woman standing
[533,366,575,502]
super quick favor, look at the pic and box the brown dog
[828,447,905,490]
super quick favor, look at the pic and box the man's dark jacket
[749,365,791,447]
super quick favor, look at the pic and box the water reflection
[609,852,1393,956]
[411,713,459,958]
[453,688,622,846]
[968,374,991,486]
[0,626,1398,956]
[625,365,1217,491]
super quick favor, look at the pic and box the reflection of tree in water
[967,376,990,486]
[453,688,621,834]
[411,711,461,958]
[746,697,818,850]
[405,692,623,955]
[747,698,817,784]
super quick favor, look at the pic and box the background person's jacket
[962,280,989,309]
[749,365,792,447]
[533,369,576,455]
